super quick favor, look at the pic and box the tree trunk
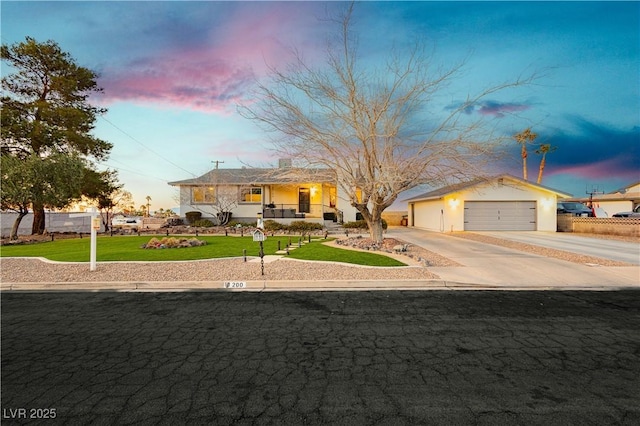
[102,211,111,232]
[521,145,528,181]
[10,211,28,240]
[537,155,546,184]
[31,204,46,235]
[368,219,384,244]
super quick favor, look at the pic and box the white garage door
[464,201,536,231]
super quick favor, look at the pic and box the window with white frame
[239,186,262,203]
[191,186,216,204]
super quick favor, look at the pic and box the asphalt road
[2,291,640,425]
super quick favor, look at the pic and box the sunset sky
[2,1,638,211]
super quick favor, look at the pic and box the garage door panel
[464,201,536,231]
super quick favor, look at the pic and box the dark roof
[403,174,572,202]
[168,167,336,186]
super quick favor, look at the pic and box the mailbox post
[254,212,266,275]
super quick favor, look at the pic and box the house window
[191,187,216,204]
[240,186,262,203]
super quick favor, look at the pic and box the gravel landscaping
[0,257,438,283]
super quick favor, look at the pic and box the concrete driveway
[387,228,640,288]
[475,231,640,265]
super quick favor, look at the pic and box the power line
[96,160,168,183]
[99,115,197,177]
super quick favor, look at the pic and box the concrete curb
[2,280,637,292]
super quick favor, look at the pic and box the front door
[299,188,310,213]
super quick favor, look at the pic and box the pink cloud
[96,3,325,113]
[551,157,637,180]
[97,53,255,113]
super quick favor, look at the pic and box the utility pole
[212,160,224,170]
[586,185,604,209]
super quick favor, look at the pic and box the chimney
[278,158,292,168]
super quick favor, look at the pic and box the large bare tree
[240,4,534,242]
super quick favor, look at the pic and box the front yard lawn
[0,235,406,266]
[287,241,405,266]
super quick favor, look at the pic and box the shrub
[343,219,387,230]
[185,211,202,224]
[142,237,206,249]
[288,221,323,234]
[263,220,285,232]
[343,220,368,229]
[191,219,214,227]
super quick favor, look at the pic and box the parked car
[111,216,142,231]
[557,202,593,217]
[612,205,640,218]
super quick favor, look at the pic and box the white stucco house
[168,164,360,225]
[563,181,640,217]
[404,174,572,232]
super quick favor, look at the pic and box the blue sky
[2,1,639,211]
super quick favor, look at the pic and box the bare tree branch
[239,3,536,242]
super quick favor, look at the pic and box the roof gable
[610,181,640,194]
[404,174,571,202]
[168,167,336,186]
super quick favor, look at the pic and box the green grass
[287,241,405,266]
[0,235,406,266]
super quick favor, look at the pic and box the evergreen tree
[1,37,112,234]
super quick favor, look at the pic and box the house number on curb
[223,281,246,289]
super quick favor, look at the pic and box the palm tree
[535,143,557,184]
[145,196,152,217]
[513,128,537,181]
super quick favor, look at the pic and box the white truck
[111,216,142,231]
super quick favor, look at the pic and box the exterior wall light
[448,198,460,209]
[540,197,554,210]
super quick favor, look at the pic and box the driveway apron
[387,228,640,288]
[474,231,640,265]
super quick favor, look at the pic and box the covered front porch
[261,183,342,224]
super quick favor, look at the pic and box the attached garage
[464,201,536,231]
[404,175,571,232]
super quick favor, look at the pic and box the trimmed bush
[343,219,387,230]
[288,221,324,234]
[191,219,214,227]
[185,211,202,224]
[263,220,285,232]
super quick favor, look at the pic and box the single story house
[168,164,359,225]
[562,181,640,217]
[404,174,571,232]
